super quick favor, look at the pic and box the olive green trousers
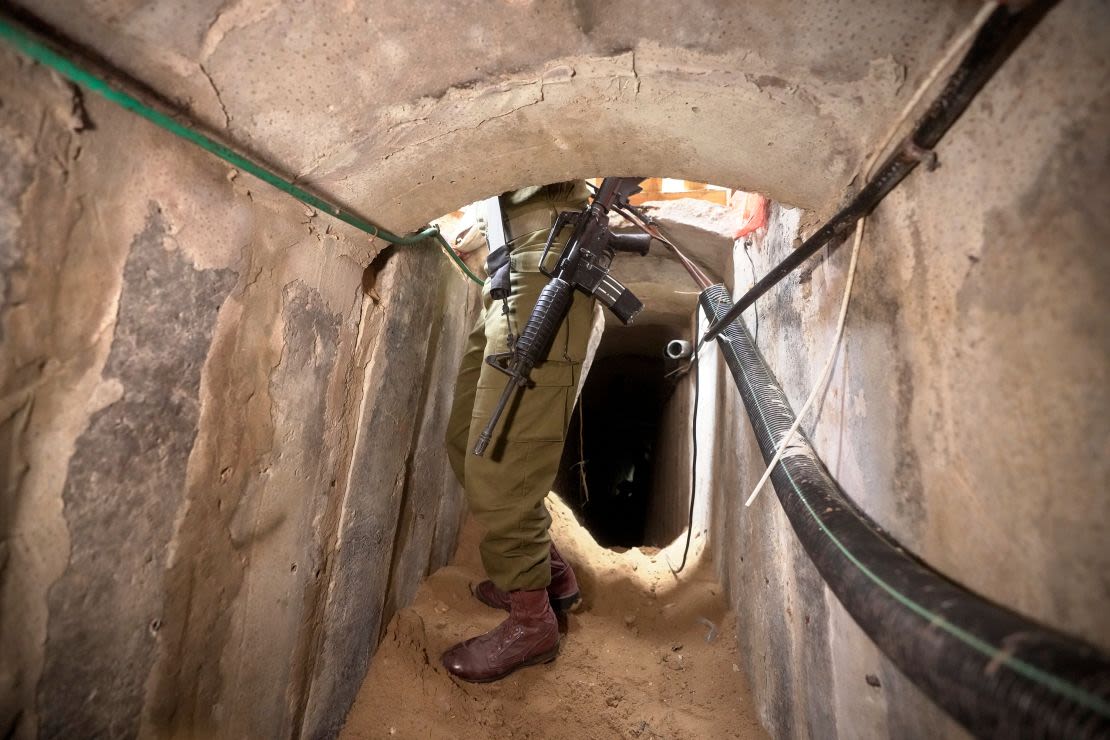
[445,249,595,592]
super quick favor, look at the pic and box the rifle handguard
[513,278,575,370]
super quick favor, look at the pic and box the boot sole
[452,643,561,684]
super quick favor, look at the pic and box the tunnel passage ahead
[558,352,674,548]
[5,2,1107,737]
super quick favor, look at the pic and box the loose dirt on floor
[342,495,767,740]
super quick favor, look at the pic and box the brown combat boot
[441,589,560,682]
[473,541,581,613]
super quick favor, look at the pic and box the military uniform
[445,181,595,593]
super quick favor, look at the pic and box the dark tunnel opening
[557,352,676,549]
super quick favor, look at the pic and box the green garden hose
[0,15,483,285]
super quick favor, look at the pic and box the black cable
[675,306,701,574]
[700,284,1110,735]
[701,0,1060,342]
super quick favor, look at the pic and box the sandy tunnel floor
[342,495,767,739]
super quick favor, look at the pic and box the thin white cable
[744,0,999,507]
[577,397,590,503]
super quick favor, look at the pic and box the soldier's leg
[464,260,595,592]
[445,304,490,486]
[442,182,598,683]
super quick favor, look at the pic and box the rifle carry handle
[539,211,579,278]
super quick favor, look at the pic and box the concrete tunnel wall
[1,1,1108,738]
[0,47,478,739]
[694,8,1110,734]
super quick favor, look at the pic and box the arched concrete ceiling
[21,0,978,234]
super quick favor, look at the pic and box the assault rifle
[472,177,651,456]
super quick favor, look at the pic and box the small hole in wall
[149,618,162,635]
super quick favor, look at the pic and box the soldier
[442,181,595,682]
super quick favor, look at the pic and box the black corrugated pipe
[699,285,1110,738]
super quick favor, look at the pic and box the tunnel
[2,2,1108,739]
[557,326,687,549]
[558,351,669,549]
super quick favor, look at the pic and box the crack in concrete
[375,52,644,164]
[199,64,231,130]
[381,82,546,162]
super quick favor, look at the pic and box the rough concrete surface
[1,1,1108,739]
[39,207,236,738]
[298,244,471,740]
[14,0,977,225]
[700,4,1110,738]
[0,43,469,740]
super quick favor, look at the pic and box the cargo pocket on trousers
[474,360,575,443]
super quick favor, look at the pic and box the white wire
[744,0,999,507]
